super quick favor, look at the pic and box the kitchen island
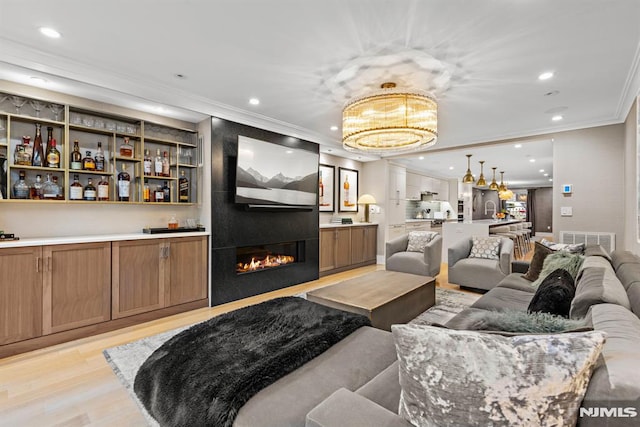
[441,219,522,262]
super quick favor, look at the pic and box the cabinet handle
[165,246,170,258]
[45,257,51,272]
[35,257,41,272]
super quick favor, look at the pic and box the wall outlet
[560,206,573,216]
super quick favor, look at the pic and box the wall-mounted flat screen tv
[235,136,319,207]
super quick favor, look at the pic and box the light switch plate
[560,206,573,216]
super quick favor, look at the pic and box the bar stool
[521,222,533,247]
[508,224,528,258]
[490,225,522,259]
[514,223,530,255]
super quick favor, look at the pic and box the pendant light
[489,167,499,190]
[462,154,475,184]
[476,161,487,187]
[498,171,508,192]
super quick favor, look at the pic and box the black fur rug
[133,297,370,427]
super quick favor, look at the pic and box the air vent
[559,231,616,253]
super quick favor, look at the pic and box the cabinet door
[388,165,406,200]
[166,236,208,306]
[112,240,166,319]
[43,242,111,334]
[363,226,378,262]
[335,228,352,268]
[406,184,421,200]
[319,228,337,272]
[388,224,407,242]
[388,198,407,225]
[351,227,366,264]
[439,179,450,201]
[0,247,43,345]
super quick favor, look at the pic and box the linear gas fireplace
[236,241,304,274]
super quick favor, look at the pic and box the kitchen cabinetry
[320,225,377,276]
[406,221,430,233]
[438,179,450,201]
[0,246,42,345]
[406,172,421,200]
[0,90,199,204]
[388,224,407,241]
[112,235,207,318]
[388,165,406,200]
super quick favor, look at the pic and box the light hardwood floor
[0,259,513,426]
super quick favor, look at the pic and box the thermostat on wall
[562,184,572,194]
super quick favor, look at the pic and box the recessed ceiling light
[538,71,554,80]
[249,98,260,105]
[330,126,338,131]
[285,150,293,154]
[549,178,553,182]
[544,173,549,176]
[539,169,545,173]
[529,159,536,163]
[418,156,424,160]
[449,166,454,170]
[552,115,563,121]
[30,76,47,84]
[39,27,61,38]
[514,144,522,148]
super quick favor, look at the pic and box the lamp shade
[357,194,377,205]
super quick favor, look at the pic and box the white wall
[623,97,639,253]
[552,124,625,247]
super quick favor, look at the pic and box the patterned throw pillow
[406,231,437,253]
[469,236,501,260]
[392,324,606,427]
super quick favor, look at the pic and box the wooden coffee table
[307,270,436,331]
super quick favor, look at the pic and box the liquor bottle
[97,176,109,201]
[52,175,63,199]
[41,174,57,200]
[143,149,152,176]
[343,175,349,206]
[82,150,96,170]
[119,137,133,158]
[15,136,32,165]
[178,170,189,203]
[32,123,44,167]
[70,174,83,200]
[117,164,131,202]
[45,137,60,168]
[318,173,324,205]
[168,214,178,230]
[162,180,170,202]
[29,174,43,199]
[154,184,164,203]
[162,151,170,177]
[12,170,29,199]
[143,179,150,202]
[83,178,97,201]
[95,142,105,171]
[70,140,82,170]
[154,148,163,176]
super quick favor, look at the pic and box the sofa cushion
[627,282,640,318]
[355,361,401,414]
[234,326,397,427]
[610,250,639,272]
[527,268,576,317]
[522,241,554,281]
[469,236,501,260]
[580,304,640,426]
[470,287,534,312]
[570,261,631,320]
[584,244,612,262]
[392,324,606,427]
[386,252,427,276]
[532,251,584,288]
[615,263,640,292]
[406,231,436,253]
[498,273,539,293]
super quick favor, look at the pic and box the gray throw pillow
[406,231,436,253]
[532,252,584,288]
[469,236,501,260]
[392,324,606,427]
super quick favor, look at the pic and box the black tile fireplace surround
[210,117,320,305]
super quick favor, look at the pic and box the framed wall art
[338,167,358,212]
[318,164,335,212]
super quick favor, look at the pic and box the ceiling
[1,0,639,188]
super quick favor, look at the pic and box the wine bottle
[83,178,97,201]
[179,170,189,203]
[70,174,83,200]
[95,142,105,171]
[32,123,44,167]
[70,140,82,170]
[97,176,109,201]
[117,164,130,201]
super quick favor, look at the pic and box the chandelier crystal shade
[342,82,437,154]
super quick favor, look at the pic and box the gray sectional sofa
[233,246,640,427]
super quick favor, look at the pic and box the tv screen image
[235,136,319,206]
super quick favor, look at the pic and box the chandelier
[342,82,437,154]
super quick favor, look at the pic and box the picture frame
[318,164,335,212]
[338,167,358,212]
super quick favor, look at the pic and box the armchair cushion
[469,236,501,260]
[406,231,437,253]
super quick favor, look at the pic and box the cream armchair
[447,237,513,291]
[385,233,442,277]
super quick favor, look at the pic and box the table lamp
[357,194,377,223]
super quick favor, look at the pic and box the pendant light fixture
[489,167,499,190]
[476,161,487,187]
[498,171,508,192]
[462,154,475,184]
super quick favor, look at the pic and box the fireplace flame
[237,254,296,273]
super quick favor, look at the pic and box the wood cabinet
[320,225,377,276]
[112,236,208,318]
[43,242,111,334]
[0,247,43,345]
